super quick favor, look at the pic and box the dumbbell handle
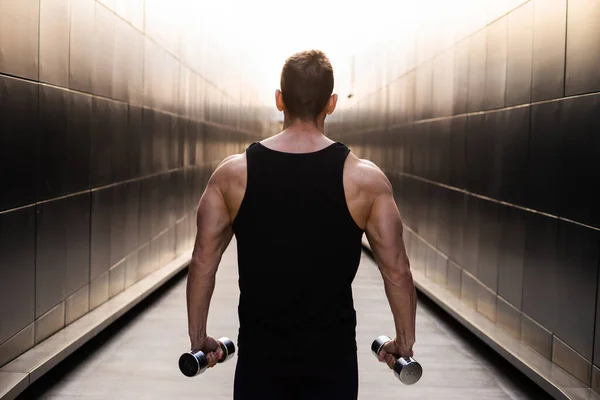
[179,337,235,377]
[372,335,422,385]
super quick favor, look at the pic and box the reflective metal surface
[506,1,534,106]
[593,366,600,394]
[476,283,497,323]
[0,0,39,80]
[39,0,70,87]
[327,0,600,395]
[565,0,600,95]
[484,17,507,110]
[460,270,478,309]
[65,285,89,326]
[69,0,95,92]
[0,207,35,344]
[108,259,126,299]
[89,272,109,311]
[552,336,592,385]
[0,325,34,368]
[34,303,65,345]
[521,314,553,360]
[531,0,567,101]
[497,296,522,339]
[0,75,38,211]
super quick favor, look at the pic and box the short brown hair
[280,50,334,121]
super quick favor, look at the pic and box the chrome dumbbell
[371,335,422,385]
[179,337,236,377]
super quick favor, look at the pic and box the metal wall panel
[476,200,501,291]
[65,193,91,296]
[555,221,599,361]
[467,30,486,112]
[35,199,67,318]
[462,195,481,276]
[90,188,112,280]
[91,97,114,187]
[522,212,559,333]
[525,101,562,215]
[565,0,600,96]
[414,61,432,120]
[497,206,526,309]
[498,106,530,206]
[0,0,40,80]
[0,208,36,344]
[110,183,127,267]
[449,116,467,189]
[465,113,485,195]
[92,2,115,98]
[69,0,95,93]
[66,91,92,194]
[39,0,71,87]
[531,0,566,102]
[506,1,533,106]
[124,181,140,258]
[452,42,469,115]
[559,94,600,228]
[110,101,129,183]
[38,85,69,201]
[0,75,38,212]
[483,17,507,110]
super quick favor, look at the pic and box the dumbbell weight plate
[179,351,208,377]
[217,337,236,363]
[393,356,422,385]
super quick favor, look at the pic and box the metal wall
[328,0,600,392]
[0,0,274,368]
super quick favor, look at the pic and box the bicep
[364,188,408,273]
[192,182,233,267]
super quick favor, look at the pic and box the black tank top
[232,141,364,363]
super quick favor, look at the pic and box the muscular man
[186,50,417,399]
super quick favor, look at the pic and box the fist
[377,338,413,370]
[191,336,223,368]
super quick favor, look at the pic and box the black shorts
[233,353,359,400]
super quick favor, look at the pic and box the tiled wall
[0,0,274,368]
[328,0,600,391]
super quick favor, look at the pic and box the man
[186,50,417,399]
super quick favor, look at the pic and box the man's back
[229,139,364,362]
[215,135,391,244]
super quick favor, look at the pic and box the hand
[377,338,413,370]
[191,336,223,368]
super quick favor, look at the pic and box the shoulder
[210,153,247,187]
[345,153,392,195]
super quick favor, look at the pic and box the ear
[326,93,338,115]
[275,89,285,112]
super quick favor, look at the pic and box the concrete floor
[21,242,553,399]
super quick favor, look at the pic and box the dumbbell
[179,337,236,377]
[371,335,422,385]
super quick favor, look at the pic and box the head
[276,50,338,126]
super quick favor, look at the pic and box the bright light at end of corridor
[169,0,525,107]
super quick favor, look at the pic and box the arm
[186,170,233,351]
[364,174,416,356]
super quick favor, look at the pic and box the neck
[282,117,325,134]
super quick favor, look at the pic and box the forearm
[186,260,217,348]
[381,266,417,352]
